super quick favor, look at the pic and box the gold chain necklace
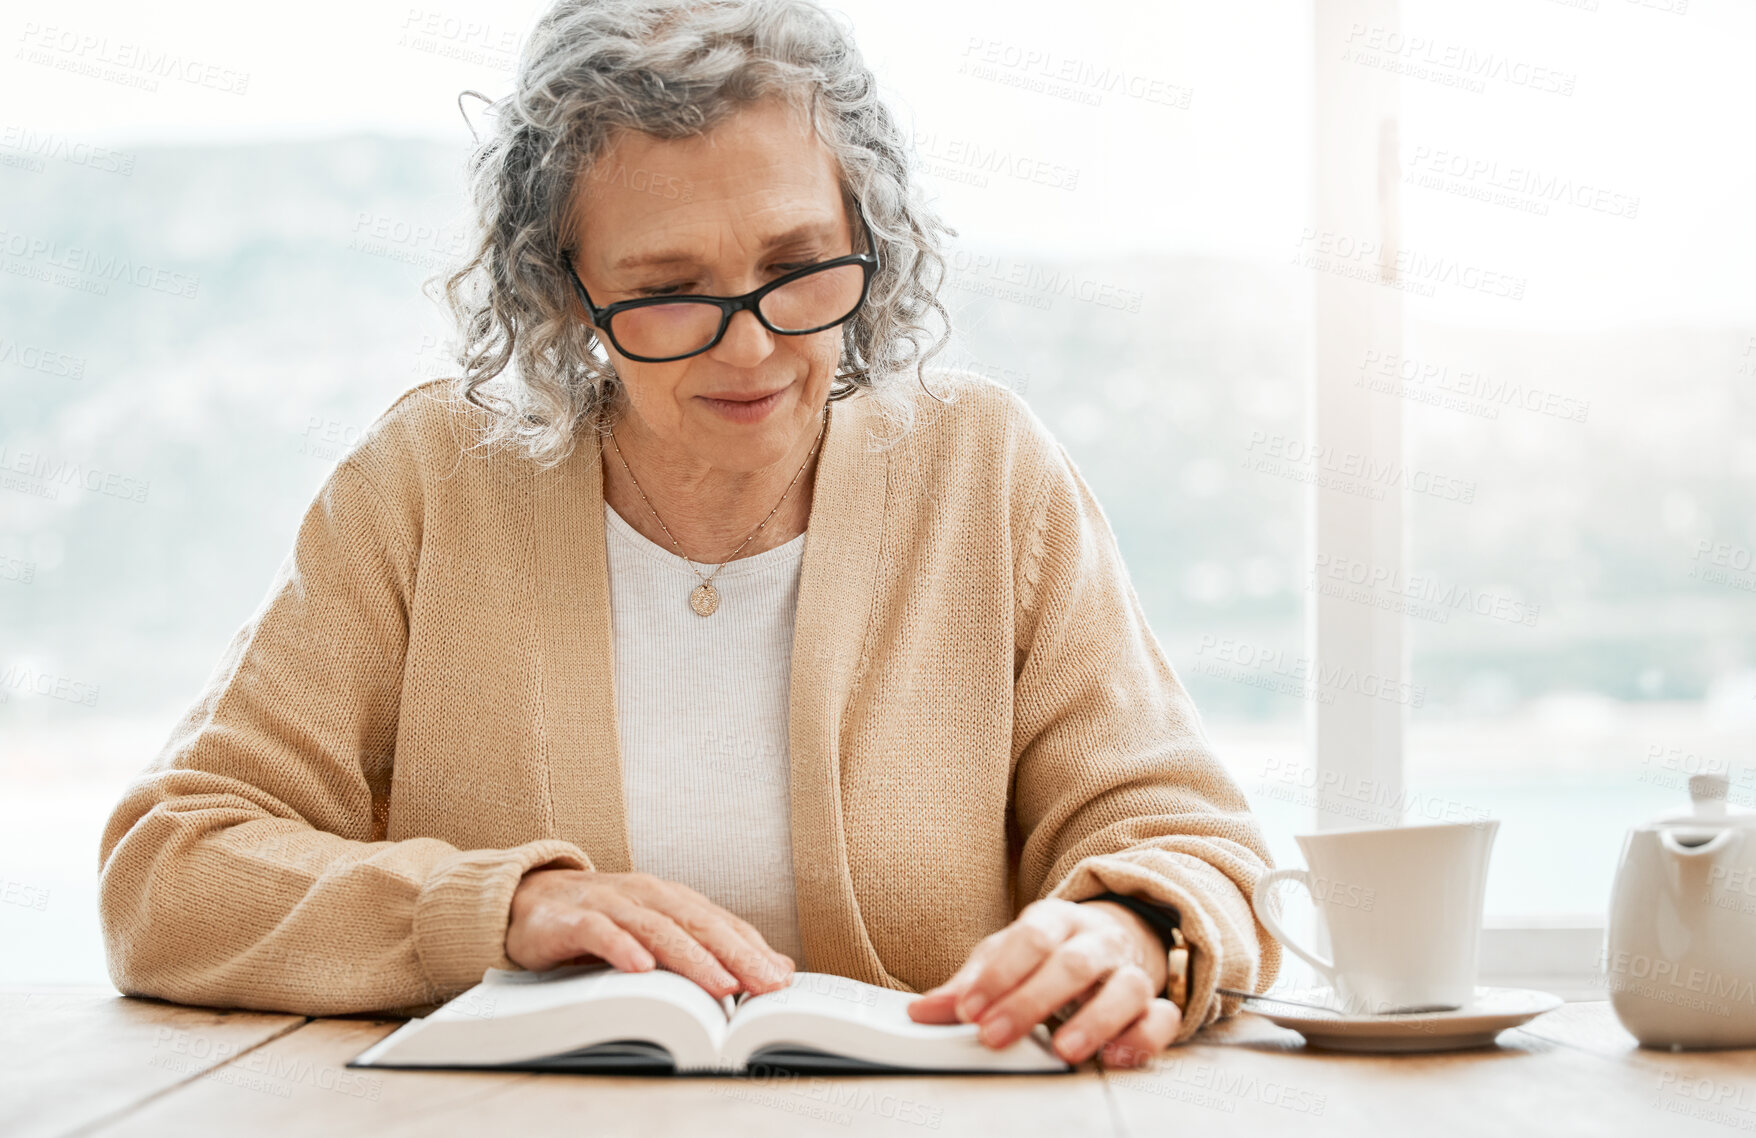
[607,404,829,617]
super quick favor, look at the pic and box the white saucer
[1242,986,1564,1053]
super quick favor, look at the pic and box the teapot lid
[1651,773,1756,828]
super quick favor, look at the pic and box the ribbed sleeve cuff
[1047,852,1273,1045]
[412,839,593,999]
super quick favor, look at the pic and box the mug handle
[1251,868,1338,985]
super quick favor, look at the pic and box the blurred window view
[1394,0,1756,918]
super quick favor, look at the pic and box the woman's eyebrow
[611,220,839,272]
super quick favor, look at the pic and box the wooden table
[6,986,1755,1137]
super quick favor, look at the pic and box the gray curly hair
[427,0,959,469]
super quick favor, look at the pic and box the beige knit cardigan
[96,369,1281,1042]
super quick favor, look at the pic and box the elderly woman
[97,0,1278,1068]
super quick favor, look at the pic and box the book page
[731,971,917,1029]
[723,972,1068,1073]
[363,965,732,1070]
[472,963,730,1029]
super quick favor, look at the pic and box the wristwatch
[1082,892,1191,1013]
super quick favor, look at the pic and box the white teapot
[1606,773,1756,1048]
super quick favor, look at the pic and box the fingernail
[979,1014,1011,1046]
[957,993,988,1022]
[1058,1029,1088,1060]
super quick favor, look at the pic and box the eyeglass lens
[609,262,867,359]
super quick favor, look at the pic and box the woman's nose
[709,305,777,366]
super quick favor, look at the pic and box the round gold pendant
[689,582,720,617]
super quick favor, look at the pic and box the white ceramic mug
[1251,820,1500,1014]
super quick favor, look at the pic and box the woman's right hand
[505,868,795,998]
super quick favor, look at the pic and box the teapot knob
[1689,773,1729,818]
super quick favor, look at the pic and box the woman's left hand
[906,898,1181,1068]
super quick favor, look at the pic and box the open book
[348,963,1071,1075]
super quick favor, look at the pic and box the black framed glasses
[565,201,880,363]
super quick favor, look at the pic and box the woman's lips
[697,386,788,423]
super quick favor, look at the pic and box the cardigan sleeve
[96,456,592,1017]
[1009,438,1282,1043]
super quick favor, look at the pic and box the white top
[602,500,809,965]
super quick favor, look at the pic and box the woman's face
[567,96,854,474]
